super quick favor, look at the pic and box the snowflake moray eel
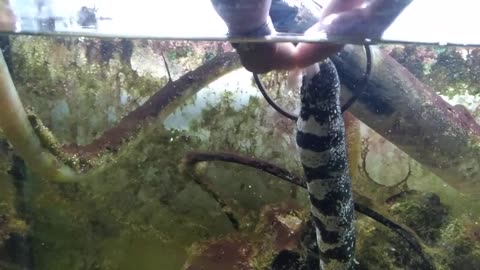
[296,59,355,269]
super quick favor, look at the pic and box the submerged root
[181,150,434,268]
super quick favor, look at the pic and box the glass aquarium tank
[0,0,479,269]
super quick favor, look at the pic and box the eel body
[296,59,356,269]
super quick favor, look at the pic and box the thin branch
[393,161,412,188]
[195,175,240,230]
[360,137,376,184]
[160,52,172,83]
[182,150,434,269]
[312,0,323,9]
[354,203,435,270]
[182,165,240,230]
[182,151,304,187]
[360,137,411,188]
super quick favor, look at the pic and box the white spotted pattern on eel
[296,59,355,270]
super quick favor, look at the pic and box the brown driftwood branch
[69,0,480,192]
[60,43,479,193]
[3,0,477,193]
[180,155,241,230]
[182,150,434,269]
[2,50,241,180]
[333,45,480,193]
[272,0,479,193]
[182,151,305,187]
[63,52,241,157]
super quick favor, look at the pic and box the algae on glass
[0,35,479,270]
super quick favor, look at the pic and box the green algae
[0,173,28,245]
[355,217,428,270]
[24,127,233,270]
[2,35,479,269]
[10,36,166,145]
[355,190,480,270]
[388,191,450,244]
[183,201,308,270]
[0,49,78,182]
[0,136,28,268]
[435,216,480,270]
[24,99,300,270]
[14,70,302,269]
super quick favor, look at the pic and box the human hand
[210,0,272,34]
[323,0,405,39]
[0,0,16,32]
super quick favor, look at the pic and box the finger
[293,43,343,68]
[324,0,410,39]
[320,0,364,18]
[292,0,365,68]
[210,0,272,33]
